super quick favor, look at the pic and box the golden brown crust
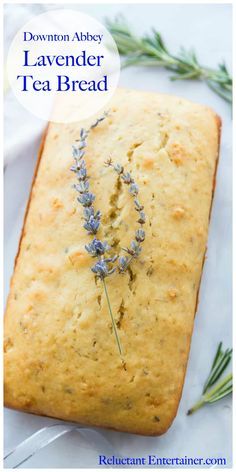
[5,125,49,299]
[193,114,221,317]
[4,89,221,435]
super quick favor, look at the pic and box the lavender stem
[102,277,123,358]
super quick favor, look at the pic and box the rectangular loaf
[4,89,220,435]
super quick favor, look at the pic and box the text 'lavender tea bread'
[4,89,220,435]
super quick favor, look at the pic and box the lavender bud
[77,160,86,170]
[130,240,142,256]
[80,128,88,140]
[122,172,134,184]
[91,260,109,278]
[78,140,87,150]
[74,181,89,193]
[134,199,144,211]
[137,211,146,224]
[77,168,87,180]
[135,229,145,242]
[72,145,85,160]
[129,183,139,196]
[118,256,129,273]
[114,164,124,175]
[84,216,100,234]
[83,208,101,221]
[70,160,86,174]
[85,239,110,257]
[77,192,95,207]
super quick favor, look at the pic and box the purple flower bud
[130,240,142,256]
[129,183,139,196]
[135,229,145,242]
[114,164,124,174]
[84,207,101,221]
[85,239,110,257]
[80,128,88,140]
[91,260,109,278]
[137,211,146,224]
[70,160,86,173]
[134,199,144,211]
[122,172,134,184]
[74,181,89,193]
[118,256,129,273]
[72,145,85,160]
[77,168,87,180]
[77,192,95,207]
[84,216,100,234]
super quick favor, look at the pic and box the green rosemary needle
[187,343,233,415]
[187,373,232,415]
[202,342,232,394]
[106,15,232,104]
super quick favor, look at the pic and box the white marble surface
[4,3,232,468]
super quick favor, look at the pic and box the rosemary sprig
[202,342,232,394]
[106,15,232,104]
[70,112,145,359]
[187,343,233,415]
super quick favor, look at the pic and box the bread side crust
[166,114,221,433]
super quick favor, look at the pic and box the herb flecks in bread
[71,113,146,358]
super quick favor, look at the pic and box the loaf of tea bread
[4,89,220,435]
